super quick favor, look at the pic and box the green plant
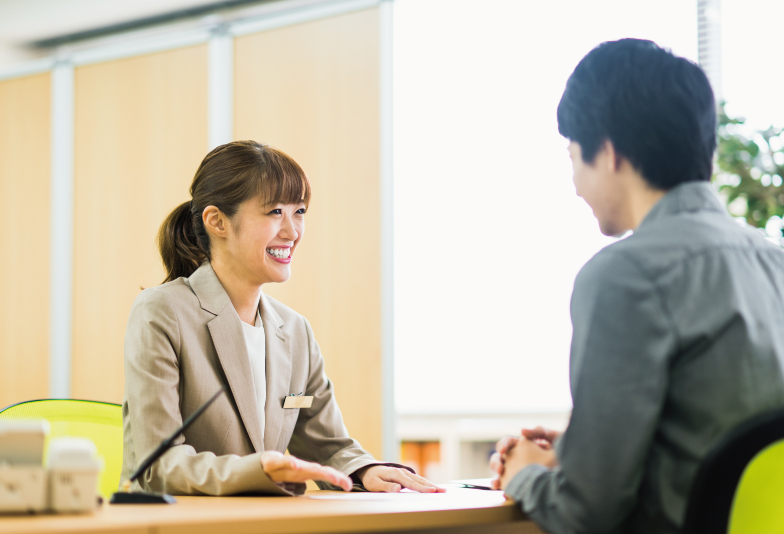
[714,103,784,232]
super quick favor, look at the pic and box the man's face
[568,141,627,237]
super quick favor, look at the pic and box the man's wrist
[505,463,549,500]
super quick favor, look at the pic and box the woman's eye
[296,208,307,214]
[268,209,282,215]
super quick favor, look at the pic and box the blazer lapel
[260,292,291,452]
[208,310,265,453]
[189,263,265,453]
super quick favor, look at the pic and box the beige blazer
[121,262,378,496]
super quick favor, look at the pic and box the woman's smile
[266,246,292,264]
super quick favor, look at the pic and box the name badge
[283,395,313,409]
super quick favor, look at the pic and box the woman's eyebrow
[261,202,305,210]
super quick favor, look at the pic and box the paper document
[308,489,431,501]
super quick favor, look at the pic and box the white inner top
[241,309,266,434]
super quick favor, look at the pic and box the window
[393,0,698,415]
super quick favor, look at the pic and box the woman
[121,141,441,496]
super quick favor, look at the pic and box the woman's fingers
[260,452,352,491]
[361,466,443,493]
[291,462,352,491]
[375,480,402,492]
[261,452,298,473]
[402,471,445,493]
[314,465,353,492]
[393,470,440,493]
[260,451,287,471]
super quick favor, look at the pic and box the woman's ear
[203,205,228,239]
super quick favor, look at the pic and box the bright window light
[722,0,784,129]
[393,0,698,414]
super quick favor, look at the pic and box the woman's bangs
[257,148,312,207]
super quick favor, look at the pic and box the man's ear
[601,139,624,173]
[203,205,228,239]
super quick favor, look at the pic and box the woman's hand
[260,451,352,491]
[356,465,445,493]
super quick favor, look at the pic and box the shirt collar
[639,181,726,230]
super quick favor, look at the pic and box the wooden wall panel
[0,74,51,409]
[72,46,208,403]
[235,8,383,457]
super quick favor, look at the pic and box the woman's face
[224,196,306,285]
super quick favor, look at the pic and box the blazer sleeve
[124,288,293,496]
[285,316,411,489]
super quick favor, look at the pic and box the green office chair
[0,399,123,500]
[683,407,784,534]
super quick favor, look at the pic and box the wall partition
[71,45,209,403]
[235,7,383,456]
[0,0,393,459]
[0,73,51,409]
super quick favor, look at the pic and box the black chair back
[682,407,784,534]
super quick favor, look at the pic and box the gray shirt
[506,182,784,534]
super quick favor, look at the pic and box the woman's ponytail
[158,200,208,283]
[156,141,311,285]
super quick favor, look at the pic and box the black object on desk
[110,384,227,505]
[459,483,494,490]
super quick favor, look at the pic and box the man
[491,39,784,534]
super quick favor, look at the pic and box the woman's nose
[279,216,299,241]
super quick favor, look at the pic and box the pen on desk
[112,383,227,503]
[459,483,494,490]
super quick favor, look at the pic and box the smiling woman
[157,142,310,288]
[122,140,442,496]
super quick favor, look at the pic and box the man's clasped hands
[490,426,562,490]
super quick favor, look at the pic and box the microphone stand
[111,384,227,504]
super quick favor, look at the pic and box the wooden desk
[0,486,544,534]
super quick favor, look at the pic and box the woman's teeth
[266,248,291,259]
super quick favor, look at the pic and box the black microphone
[111,383,228,504]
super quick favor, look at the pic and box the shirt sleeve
[505,250,677,534]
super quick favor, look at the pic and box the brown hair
[158,140,311,283]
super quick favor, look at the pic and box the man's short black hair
[557,38,716,190]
